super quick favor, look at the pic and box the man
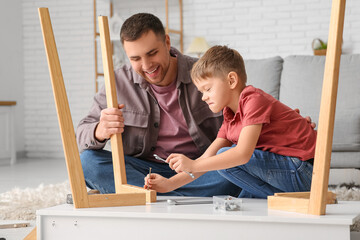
[76,13,241,196]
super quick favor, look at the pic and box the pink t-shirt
[217,85,317,161]
[150,80,200,160]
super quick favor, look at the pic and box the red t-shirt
[217,85,317,161]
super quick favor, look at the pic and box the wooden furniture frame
[93,0,113,92]
[268,0,346,215]
[38,7,155,209]
[0,101,17,106]
[98,15,157,203]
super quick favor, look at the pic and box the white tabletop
[37,196,360,226]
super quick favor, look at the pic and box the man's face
[123,30,172,86]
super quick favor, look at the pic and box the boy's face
[123,30,173,86]
[194,76,232,113]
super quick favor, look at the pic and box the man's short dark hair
[120,13,166,44]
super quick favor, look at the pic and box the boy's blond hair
[191,45,247,84]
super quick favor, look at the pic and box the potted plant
[312,38,327,55]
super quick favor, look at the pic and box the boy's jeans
[80,149,241,197]
[217,146,313,199]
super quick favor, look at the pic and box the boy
[145,45,316,198]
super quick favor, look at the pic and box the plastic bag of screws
[213,195,242,211]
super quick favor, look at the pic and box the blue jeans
[80,149,241,197]
[217,146,313,199]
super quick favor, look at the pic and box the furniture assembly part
[38,7,153,211]
[267,0,346,215]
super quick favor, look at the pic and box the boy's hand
[294,108,316,129]
[167,154,195,173]
[144,173,173,193]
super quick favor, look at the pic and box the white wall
[22,0,360,158]
[22,0,103,158]
[0,0,25,155]
[114,0,360,58]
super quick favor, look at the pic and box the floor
[0,158,68,193]
[0,158,68,240]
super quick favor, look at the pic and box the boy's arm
[192,124,262,172]
[157,138,233,191]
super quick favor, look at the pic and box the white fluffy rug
[0,182,360,230]
[0,181,70,220]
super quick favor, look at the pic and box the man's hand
[144,173,174,193]
[167,154,195,173]
[294,108,316,129]
[95,104,125,142]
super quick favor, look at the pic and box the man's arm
[76,92,104,152]
[76,101,126,152]
[94,104,125,142]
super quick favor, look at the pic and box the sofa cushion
[245,56,283,99]
[331,152,360,168]
[279,55,360,153]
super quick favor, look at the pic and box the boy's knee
[217,168,228,177]
[217,147,229,155]
[216,144,236,155]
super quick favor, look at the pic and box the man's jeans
[80,149,241,197]
[217,146,313,199]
